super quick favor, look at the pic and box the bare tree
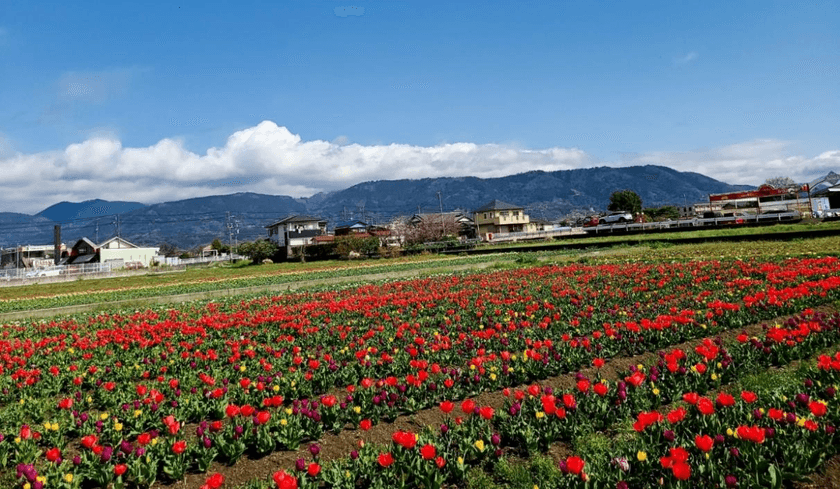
[389,214,464,246]
[765,176,797,188]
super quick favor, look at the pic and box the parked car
[24,268,63,278]
[601,211,633,224]
[581,216,600,227]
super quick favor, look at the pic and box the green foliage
[608,189,642,215]
[465,467,499,489]
[514,253,540,265]
[642,205,679,221]
[237,239,279,264]
[647,240,675,250]
[736,366,802,397]
[492,457,533,487]
[335,236,381,257]
[211,238,230,253]
[491,455,564,489]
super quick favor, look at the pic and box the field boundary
[450,226,840,255]
[0,261,509,322]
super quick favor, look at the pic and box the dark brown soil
[794,455,840,489]
[152,306,838,489]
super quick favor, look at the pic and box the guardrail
[487,228,584,242]
[583,212,803,234]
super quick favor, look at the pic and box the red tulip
[256,410,271,425]
[273,470,298,489]
[809,401,827,417]
[566,456,585,475]
[321,395,337,408]
[172,440,187,454]
[695,434,714,452]
[378,452,394,467]
[45,447,61,462]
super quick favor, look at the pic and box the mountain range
[0,165,751,250]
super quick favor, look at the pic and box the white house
[266,215,328,248]
[63,236,160,268]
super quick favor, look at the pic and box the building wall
[476,209,532,235]
[268,222,325,246]
[100,248,159,268]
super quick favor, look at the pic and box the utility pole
[226,212,234,263]
[437,191,445,237]
[54,225,61,265]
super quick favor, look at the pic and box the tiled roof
[266,215,326,227]
[474,200,523,212]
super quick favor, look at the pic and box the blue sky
[0,0,838,213]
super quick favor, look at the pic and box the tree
[211,238,229,253]
[157,242,179,257]
[764,176,797,188]
[391,214,465,246]
[642,206,679,221]
[237,240,279,264]
[335,236,380,257]
[608,190,642,215]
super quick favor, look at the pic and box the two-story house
[266,215,328,250]
[474,200,536,238]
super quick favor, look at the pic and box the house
[809,171,840,215]
[0,244,66,269]
[266,215,328,249]
[61,236,159,268]
[332,220,392,246]
[334,220,370,236]
[473,200,536,237]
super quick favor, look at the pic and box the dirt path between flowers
[154,305,840,489]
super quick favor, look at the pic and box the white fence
[486,227,584,243]
[0,254,245,287]
[161,253,244,266]
[0,263,113,285]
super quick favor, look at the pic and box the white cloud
[674,51,698,65]
[0,121,590,213]
[618,139,840,186]
[0,122,837,213]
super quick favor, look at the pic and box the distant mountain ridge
[0,165,752,250]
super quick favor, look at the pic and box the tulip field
[3,245,840,488]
